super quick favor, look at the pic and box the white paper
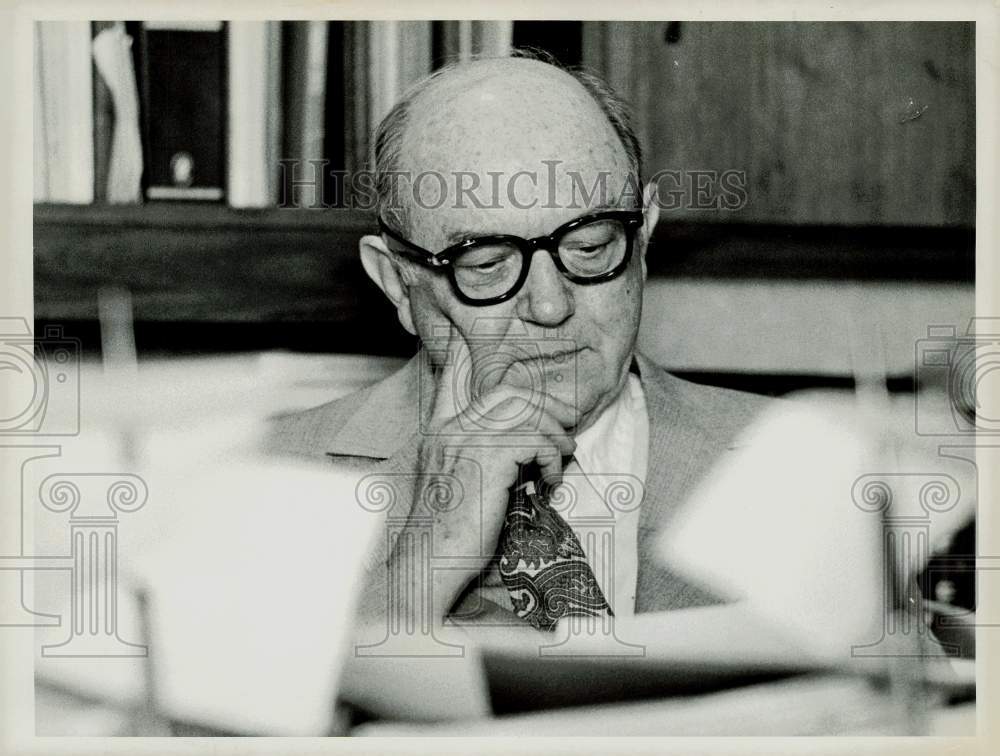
[659,393,885,664]
[125,456,380,735]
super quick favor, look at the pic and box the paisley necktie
[498,463,613,630]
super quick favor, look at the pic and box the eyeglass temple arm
[377,220,450,267]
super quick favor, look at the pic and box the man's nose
[515,248,574,326]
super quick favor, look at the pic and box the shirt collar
[571,371,646,475]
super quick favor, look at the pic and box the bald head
[373,53,643,238]
[405,57,624,161]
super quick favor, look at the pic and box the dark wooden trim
[33,203,389,334]
[646,221,974,281]
[35,202,973,278]
[677,370,914,397]
[34,201,375,232]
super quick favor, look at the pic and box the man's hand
[393,324,578,625]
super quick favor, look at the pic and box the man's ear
[641,181,661,246]
[638,182,661,283]
[359,234,417,336]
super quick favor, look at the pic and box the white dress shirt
[476,373,649,618]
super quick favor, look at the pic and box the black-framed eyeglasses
[378,210,645,306]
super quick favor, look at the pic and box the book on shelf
[34,21,94,204]
[135,21,228,203]
[227,21,283,208]
[280,21,329,208]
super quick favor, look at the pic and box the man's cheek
[620,263,644,304]
[584,289,639,340]
[409,281,455,335]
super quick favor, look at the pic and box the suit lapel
[633,354,731,612]
[322,352,427,460]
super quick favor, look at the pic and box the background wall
[33,20,975,394]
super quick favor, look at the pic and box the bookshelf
[34,20,520,209]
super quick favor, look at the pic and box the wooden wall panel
[598,22,974,227]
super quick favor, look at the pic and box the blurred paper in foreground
[125,456,379,736]
[28,354,393,735]
[659,393,885,663]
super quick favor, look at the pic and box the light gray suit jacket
[268,351,771,617]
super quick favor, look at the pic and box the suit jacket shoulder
[267,383,379,462]
[266,356,421,464]
[635,355,770,442]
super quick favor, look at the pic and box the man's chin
[485,373,581,424]
[541,382,592,432]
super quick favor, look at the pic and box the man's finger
[535,445,565,485]
[469,384,581,431]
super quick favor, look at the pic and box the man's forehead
[412,57,587,114]
[400,59,629,179]
[393,58,634,240]
[435,195,633,245]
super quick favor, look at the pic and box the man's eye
[456,247,515,270]
[457,257,503,271]
[565,243,607,256]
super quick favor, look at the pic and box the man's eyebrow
[443,228,490,245]
[586,200,628,214]
[441,203,632,245]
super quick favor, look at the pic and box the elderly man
[271,52,768,634]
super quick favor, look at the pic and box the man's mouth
[520,347,582,364]
[499,349,582,387]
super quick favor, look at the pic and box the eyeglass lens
[451,218,630,301]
